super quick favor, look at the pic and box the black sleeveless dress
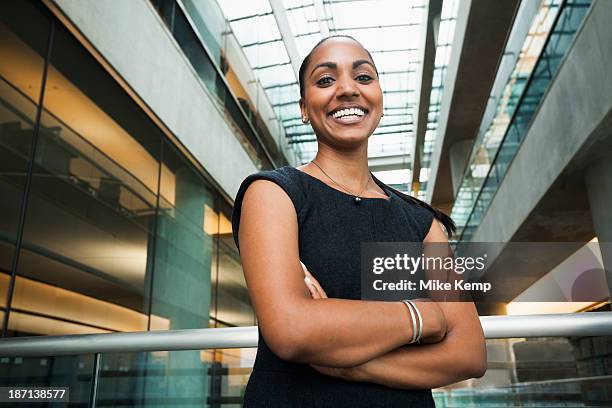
[232,165,436,407]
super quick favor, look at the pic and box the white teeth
[332,108,365,118]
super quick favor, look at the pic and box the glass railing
[450,0,592,242]
[149,0,276,170]
[0,312,611,406]
[434,375,612,407]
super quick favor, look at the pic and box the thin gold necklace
[310,160,371,205]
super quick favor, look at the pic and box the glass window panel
[379,71,411,90]
[0,354,94,404]
[231,15,281,45]
[95,348,256,407]
[151,140,215,331]
[372,50,419,72]
[287,6,319,36]
[0,0,50,301]
[379,114,411,127]
[294,33,323,59]
[434,335,612,407]
[8,20,163,337]
[434,44,452,67]
[215,199,255,327]
[283,0,312,8]
[274,103,301,120]
[383,92,410,107]
[172,8,219,99]
[257,64,297,88]
[441,0,459,20]
[370,132,410,146]
[375,123,411,135]
[182,0,227,66]
[330,0,416,28]
[341,26,421,51]
[372,168,412,185]
[217,0,271,21]
[437,19,456,46]
[243,40,289,68]
[266,84,300,107]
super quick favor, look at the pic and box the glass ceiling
[217,0,428,169]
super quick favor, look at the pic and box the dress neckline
[285,165,393,203]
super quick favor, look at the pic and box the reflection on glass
[0,354,95,406]
[150,140,214,331]
[96,348,255,407]
[1,0,256,341]
[0,0,50,327]
[9,18,163,336]
[214,201,255,327]
[434,332,612,406]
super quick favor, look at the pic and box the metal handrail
[1,312,611,357]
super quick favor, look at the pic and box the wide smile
[327,106,369,125]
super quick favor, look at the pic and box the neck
[311,142,371,191]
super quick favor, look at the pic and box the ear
[299,98,307,121]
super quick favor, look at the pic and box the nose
[335,75,359,99]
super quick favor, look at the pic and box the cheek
[372,87,384,110]
[305,93,326,113]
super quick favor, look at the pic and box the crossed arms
[238,180,486,389]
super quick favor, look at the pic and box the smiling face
[300,37,383,148]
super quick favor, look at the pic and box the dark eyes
[317,76,334,86]
[356,74,373,82]
[315,74,374,86]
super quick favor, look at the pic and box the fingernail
[304,276,312,285]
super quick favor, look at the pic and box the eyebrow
[310,59,377,77]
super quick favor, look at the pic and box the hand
[301,261,328,299]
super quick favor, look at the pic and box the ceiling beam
[269,0,302,79]
[410,0,443,194]
[313,0,330,37]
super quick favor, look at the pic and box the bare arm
[310,221,487,387]
[238,180,446,367]
[337,301,486,389]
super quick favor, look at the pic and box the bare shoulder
[424,218,449,243]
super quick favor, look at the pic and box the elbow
[461,344,487,379]
[262,321,310,363]
[465,354,487,379]
[265,331,303,362]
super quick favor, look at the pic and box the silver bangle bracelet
[401,300,418,344]
[406,300,423,343]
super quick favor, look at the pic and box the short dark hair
[298,35,378,99]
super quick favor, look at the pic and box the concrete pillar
[449,139,473,196]
[585,157,612,298]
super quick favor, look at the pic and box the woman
[232,35,486,407]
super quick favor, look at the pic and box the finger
[301,261,328,298]
[308,275,328,299]
[304,276,320,299]
[300,261,309,276]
